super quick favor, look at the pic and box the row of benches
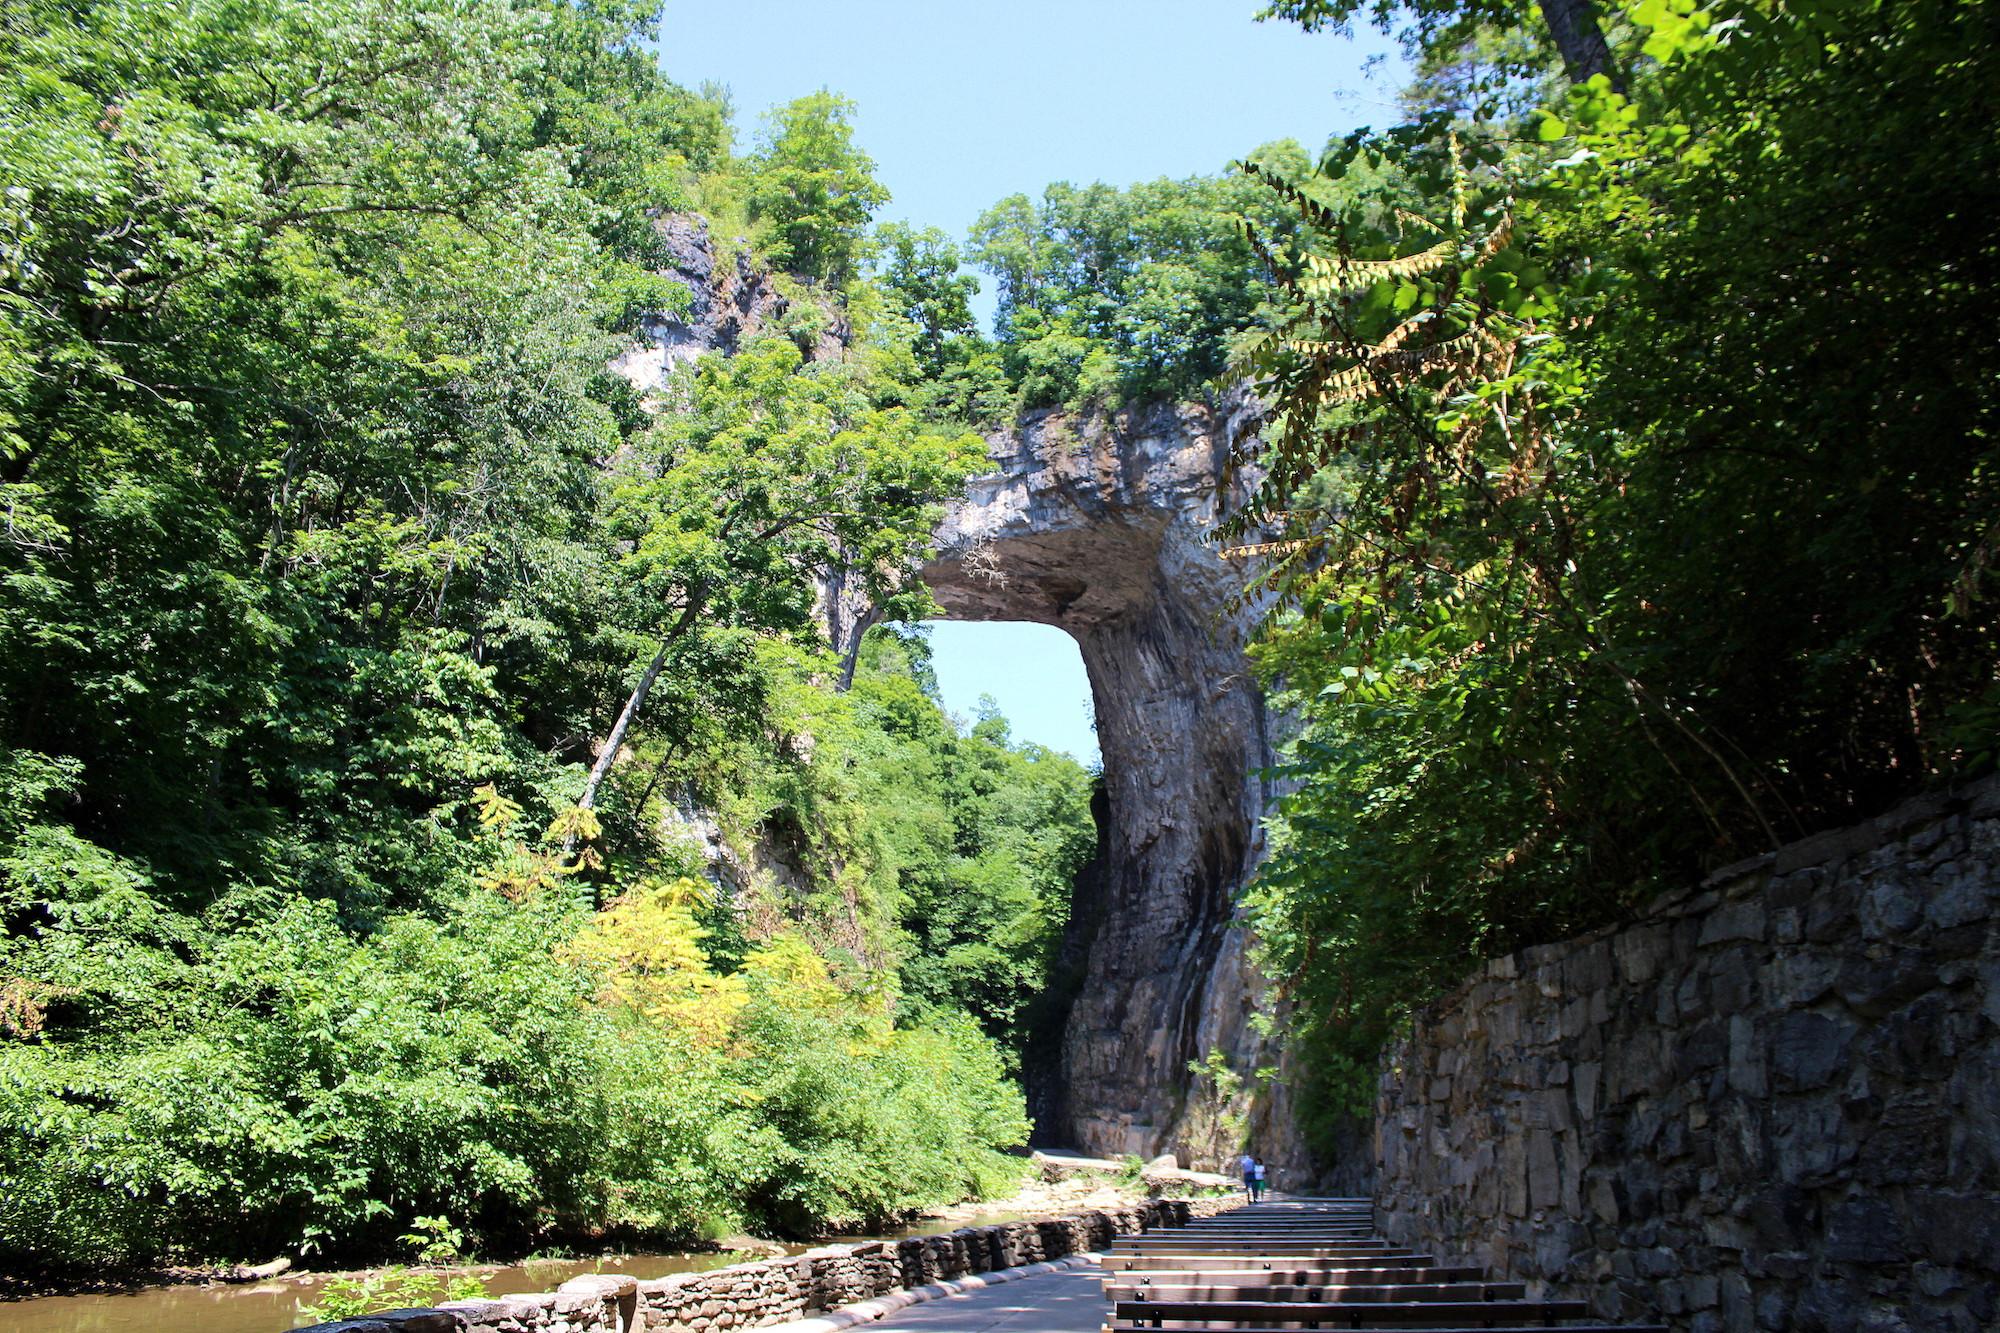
[1097,1200,1663,1332]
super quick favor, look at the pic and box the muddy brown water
[0,1212,1054,1333]
[0,1252,760,1333]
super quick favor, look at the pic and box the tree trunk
[573,589,707,837]
[836,602,883,692]
[1539,0,1622,89]
[820,556,882,693]
[577,638,673,819]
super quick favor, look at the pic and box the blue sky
[654,2,1399,763]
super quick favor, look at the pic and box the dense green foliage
[0,848,1031,1266]
[0,0,1098,1273]
[863,222,1010,422]
[846,630,1098,1046]
[745,91,889,288]
[1230,0,2000,1132]
[969,150,1306,407]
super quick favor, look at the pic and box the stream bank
[0,1178,1178,1333]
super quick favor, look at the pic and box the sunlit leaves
[746,91,889,287]
[1231,0,2000,1152]
[969,145,1313,407]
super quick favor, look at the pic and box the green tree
[577,339,980,821]
[1259,0,1619,88]
[1229,0,2000,1134]
[844,630,1097,1050]
[0,0,1060,1276]
[746,91,890,287]
[0,0,708,917]
[969,144,1311,407]
[874,223,980,379]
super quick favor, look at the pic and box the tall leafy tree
[578,339,979,820]
[746,91,890,287]
[0,0,713,913]
[1229,0,2000,1132]
[873,223,980,379]
[968,146,1309,406]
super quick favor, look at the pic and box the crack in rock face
[922,392,1308,1172]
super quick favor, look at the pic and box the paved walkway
[864,1262,1108,1333]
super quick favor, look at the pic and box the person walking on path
[1250,1157,1269,1202]
[1238,1151,1258,1201]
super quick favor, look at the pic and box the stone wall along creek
[1373,776,2000,1333]
[291,1197,1240,1333]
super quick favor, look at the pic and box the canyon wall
[918,395,1315,1179]
[623,221,1322,1180]
[1373,777,2000,1333]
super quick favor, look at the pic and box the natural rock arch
[911,392,1312,1173]
[621,222,1318,1172]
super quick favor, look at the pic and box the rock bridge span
[621,220,1309,1172]
[909,393,1306,1173]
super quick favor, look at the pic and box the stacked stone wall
[1373,777,2000,1332]
[292,1197,1239,1333]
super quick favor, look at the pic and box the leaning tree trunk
[577,638,673,820]
[1539,0,1623,90]
[571,591,706,846]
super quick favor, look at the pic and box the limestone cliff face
[921,394,1317,1180]
[618,225,1324,1180]
[611,215,848,395]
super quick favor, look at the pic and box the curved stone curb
[757,1253,1101,1333]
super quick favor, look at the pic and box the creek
[0,1213,1054,1333]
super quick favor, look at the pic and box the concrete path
[860,1261,1108,1333]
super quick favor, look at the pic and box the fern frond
[1448,132,1468,229]
[1223,536,1321,561]
[1371,311,1433,357]
[1475,214,1514,265]
[1237,160,1343,231]
[1318,363,1391,406]
[1394,208,1446,236]
[1295,241,1455,298]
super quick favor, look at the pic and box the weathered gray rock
[918,393,1329,1182]
[610,215,849,397]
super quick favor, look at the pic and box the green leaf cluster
[968,145,1313,408]
[0,0,1086,1275]
[1238,0,2000,1138]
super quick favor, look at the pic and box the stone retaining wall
[1373,777,2000,1333]
[294,1197,1239,1333]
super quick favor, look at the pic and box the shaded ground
[868,1263,1108,1333]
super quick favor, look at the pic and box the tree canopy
[746,91,890,288]
[0,0,1088,1274]
[1229,0,2000,1136]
